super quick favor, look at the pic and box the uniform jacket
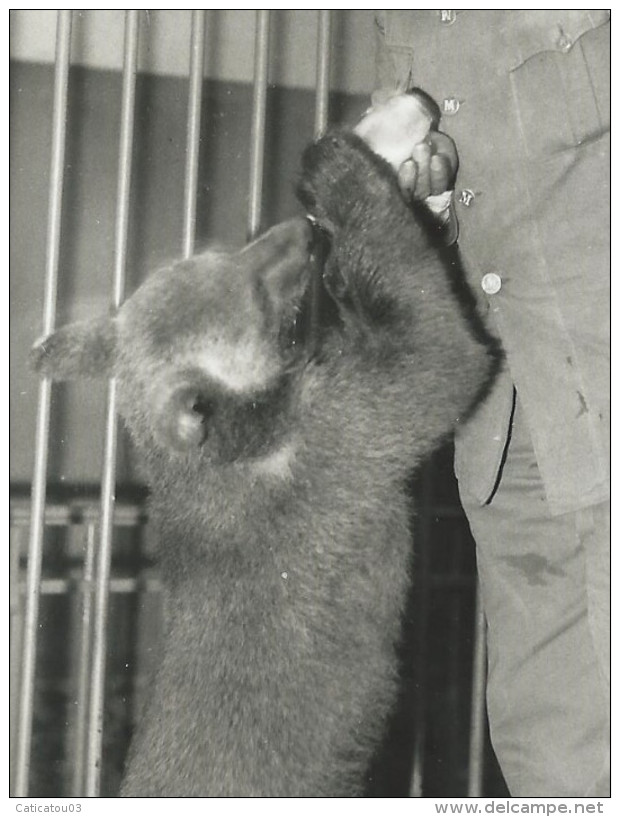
[375,10,610,514]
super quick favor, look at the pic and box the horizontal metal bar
[9,497,468,526]
[10,501,148,527]
[12,572,473,596]
[17,576,163,596]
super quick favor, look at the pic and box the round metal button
[439,10,457,25]
[458,189,475,207]
[481,273,502,295]
[442,97,461,116]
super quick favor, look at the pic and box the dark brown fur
[32,131,499,796]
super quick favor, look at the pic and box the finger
[430,131,459,183]
[411,141,432,200]
[397,159,418,199]
[430,153,451,195]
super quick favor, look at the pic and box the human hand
[397,130,459,202]
[354,90,460,241]
[354,90,458,198]
[354,90,439,170]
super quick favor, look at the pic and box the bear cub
[32,105,498,796]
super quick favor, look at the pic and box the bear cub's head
[31,217,331,466]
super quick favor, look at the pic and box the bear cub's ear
[30,315,117,381]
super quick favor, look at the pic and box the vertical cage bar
[84,10,139,796]
[9,526,24,790]
[247,9,270,241]
[409,554,430,797]
[309,10,332,341]
[72,522,97,796]
[467,583,488,796]
[408,481,433,797]
[314,10,331,136]
[182,10,206,259]
[14,10,72,796]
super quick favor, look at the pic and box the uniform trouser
[459,397,610,797]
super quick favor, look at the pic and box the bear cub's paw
[297,131,400,233]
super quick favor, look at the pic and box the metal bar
[409,559,430,796]
[408,482,433,797]
[111,11,139,308]
[84,10,139,796]
[18,576,163,596]
[467,583,488,796]
[314,11,331,136]
[72,522,97,796]
[10,500,147,527]
[13,10,72,796]
[247,9,270,240]
[9,527,24,793]
[182,10,206,259]
[9,498,465,528]
[309,10,332,342]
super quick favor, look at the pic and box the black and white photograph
[9,9,610,806]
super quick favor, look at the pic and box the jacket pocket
[508,15,609,157]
